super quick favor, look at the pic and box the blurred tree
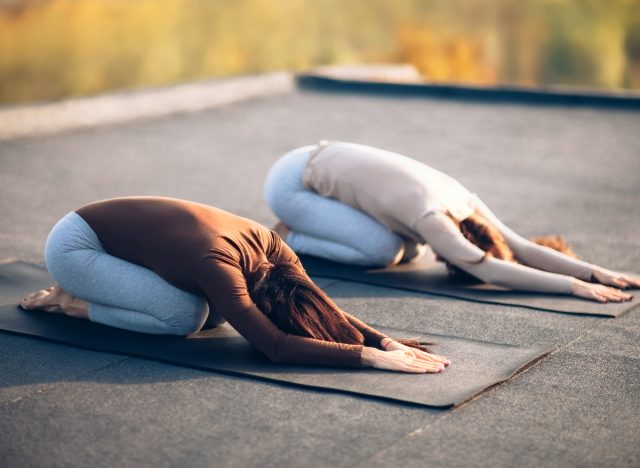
[0,0,638,104]
[623,5,640,88]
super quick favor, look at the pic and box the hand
[571,279,633,303]
[361,347,445,373]
[591,268,640,290]
[382,338,450,367]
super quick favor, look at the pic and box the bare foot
[20,286,66,313]
[20,286,89,319]
[399,240,426,264]
[272,221,290,241]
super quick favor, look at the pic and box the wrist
[360,346,379,367]
[380,337,394,350]
[589,266,607,283]
[571,278,586,294]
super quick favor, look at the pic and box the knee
[204,310,227,328]
[263,162,285,209]
[263,147,313,217]
[166,298,209,336]
[43,212,101,291]
[44,226,70,282]
[263,181,288,218]
[43,247,82,296]
[263,172,297,219]
[358,234,404,267]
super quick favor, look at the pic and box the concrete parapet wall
[0,72,294,141]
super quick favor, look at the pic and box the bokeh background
[1,0,639,104]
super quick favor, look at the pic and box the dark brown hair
[248,262,431,351]
[440,213,577,281]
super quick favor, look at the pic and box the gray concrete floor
[1,89,639,467]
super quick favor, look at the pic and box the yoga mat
[300,254,640,318]
[0,260,550,408]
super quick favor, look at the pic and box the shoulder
[417,212,459,233]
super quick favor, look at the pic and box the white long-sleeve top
[303,141,595,294]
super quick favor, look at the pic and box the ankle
[61,295,89,319]
[273,222,290,241]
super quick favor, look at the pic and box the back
[76,196,282,292]
[302,141,477,241]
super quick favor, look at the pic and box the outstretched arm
[277,238,448,369]
[473,199,594,279]
[339,309,448,366]
[191,257,363,366]
[474,199,640,290]
[190,257,445,372]
[340,311,387,347]
[416,213,633,302]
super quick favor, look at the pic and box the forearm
[461,256,575,293]
[473,199,594,280]
[416,214,575,293]
[193,259,365,367]
[224,305,365,367]
[341,310,388,347]
[268,332,365,367]
[510,241,594,281]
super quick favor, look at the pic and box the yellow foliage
[0,0,637,104]
[397,26,496,84]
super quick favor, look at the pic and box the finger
[603,288,632,301]
[400,360,432,373]
[411,350,438,363]
[419,361,445,372]
[610,274,640,289]
[388,352,444,373]
[606,293,628,302]
[427,353,451,365]
[411,349,449,365]
[600,286,621,297]
[609,278,627,288]
[614,289,633,300]
[415,353,448,368]
[409,362,442,373]
[404,355,431,367]
[421,355,450,367]
[624,277,640,289]
[405,357,443,372]
[396,365,427,374]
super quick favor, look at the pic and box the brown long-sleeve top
[76,196,387,367]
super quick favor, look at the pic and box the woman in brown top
[20,197,449,373]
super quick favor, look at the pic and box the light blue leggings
[44,212,213,336]
[263,146,405,266]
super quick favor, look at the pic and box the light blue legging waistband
[44,212,210,335]
[263,145,408,266]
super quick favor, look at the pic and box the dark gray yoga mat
[0,260,550,408]
[301,255,640,317]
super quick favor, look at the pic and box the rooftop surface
[1,84,639,467]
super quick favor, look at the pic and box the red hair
[441,213,576,280]
[248,262,432,351]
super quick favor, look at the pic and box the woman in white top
[263,141,639,303]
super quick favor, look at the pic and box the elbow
[476,267,511,288]
[477,268,501,286]
[265,349,285,364]
[458,258,501,286]
[509,239,540,261]
[453,261,492,285]
[263,332,292,364]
